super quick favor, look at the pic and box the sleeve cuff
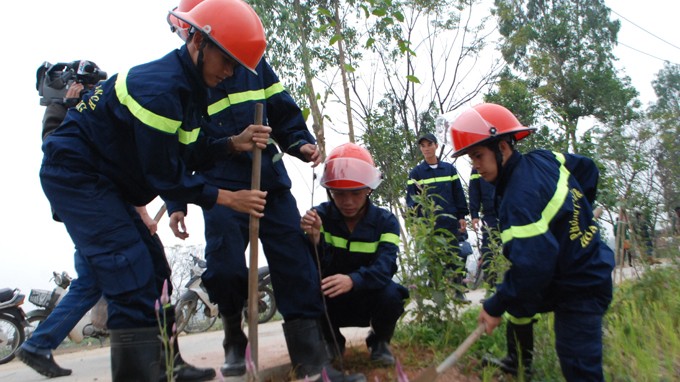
[482,293,507,317]
[196,185,219,210]
[349,273,363,290]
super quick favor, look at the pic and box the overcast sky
[2,0,679,309]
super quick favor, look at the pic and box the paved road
[0,287,490,381]
[0,320,371,382]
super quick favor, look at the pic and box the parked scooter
[68,298,108,344]
[175,254,277,334]
[0,288,29,364]
[24,271,72,338]
[25,271,109,345]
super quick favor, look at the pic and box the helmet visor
[320,157,383,190]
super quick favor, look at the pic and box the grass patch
[381,256,680,381]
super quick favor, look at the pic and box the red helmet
[169,0,266,74]
[450,103,535,157]
[320,143,382,190]
[167,0,204,41]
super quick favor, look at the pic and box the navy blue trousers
[40,164,168,330]
[202,190,323,320]
[509,280,612,382]
[554,311,605,381]
[324,282,408,336]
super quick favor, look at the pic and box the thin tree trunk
[294,0,326,158]
[333,0,354,143]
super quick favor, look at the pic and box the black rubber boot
[220,313,248,377]
[366,320,396,366]
[283,319,366,382]
[482,321,534,378]
[110,327,161,382]
[159,306,216,382]
[16,348,72,378]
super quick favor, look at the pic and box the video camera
[36,60,107,106]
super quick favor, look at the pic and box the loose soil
[339,343,491,382]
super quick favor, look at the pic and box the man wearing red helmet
[165,1,365,381]
[20,60,216,381]
[301,143,409,366]
[23,0,272,380]
[450,103,615,381]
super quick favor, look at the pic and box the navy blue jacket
[406,160,469,233]
[166,58,314,215]
[483,150,615,318]
[42,46,225,209]
[314,200,401,292]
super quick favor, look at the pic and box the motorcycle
[24,271,72,339]
[25,271,108,345]
[174,254,277,334]
[0,287,29,364]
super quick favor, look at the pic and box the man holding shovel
[29,0,271,380]
[166,2,366,381]
[448,103,615,382]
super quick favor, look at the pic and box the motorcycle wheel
[174,298,197,334]
[175,299,216,334]
[0,315,25,365]
[256,286,277,324]
[185,300,216,333]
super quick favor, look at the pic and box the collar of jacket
[327,198,380,232]
[494,149,521,199]
[418,159,444,170]
[178,45,210,120]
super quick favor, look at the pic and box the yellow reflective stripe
[505,313,540,324]
[322,230,348,249]
[351,242,378,253]
[500,152,569,243]
[229,89,266,105]
[208,97,231,116]
[407,175,460,185]
[264,82,285,98]
[177,127,200,145]
[115,70,181,135]
[208,82,285,115]
[321,230,399,254]
[470,173,481,180]
[380,232,400,246]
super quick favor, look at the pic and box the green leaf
[360,5,369,19]
[393,11,404,22]
[372,8,386,17]
[406,75,420,84]
[329,34,343,46]
[344,64,356,73]
[365,37,375,48]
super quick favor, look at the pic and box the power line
[610,8,680,52]
[617,41,680,66]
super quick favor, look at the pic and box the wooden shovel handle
[247,103,264,368]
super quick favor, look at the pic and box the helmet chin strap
[489,140,505,185]
[196,38,208,85]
